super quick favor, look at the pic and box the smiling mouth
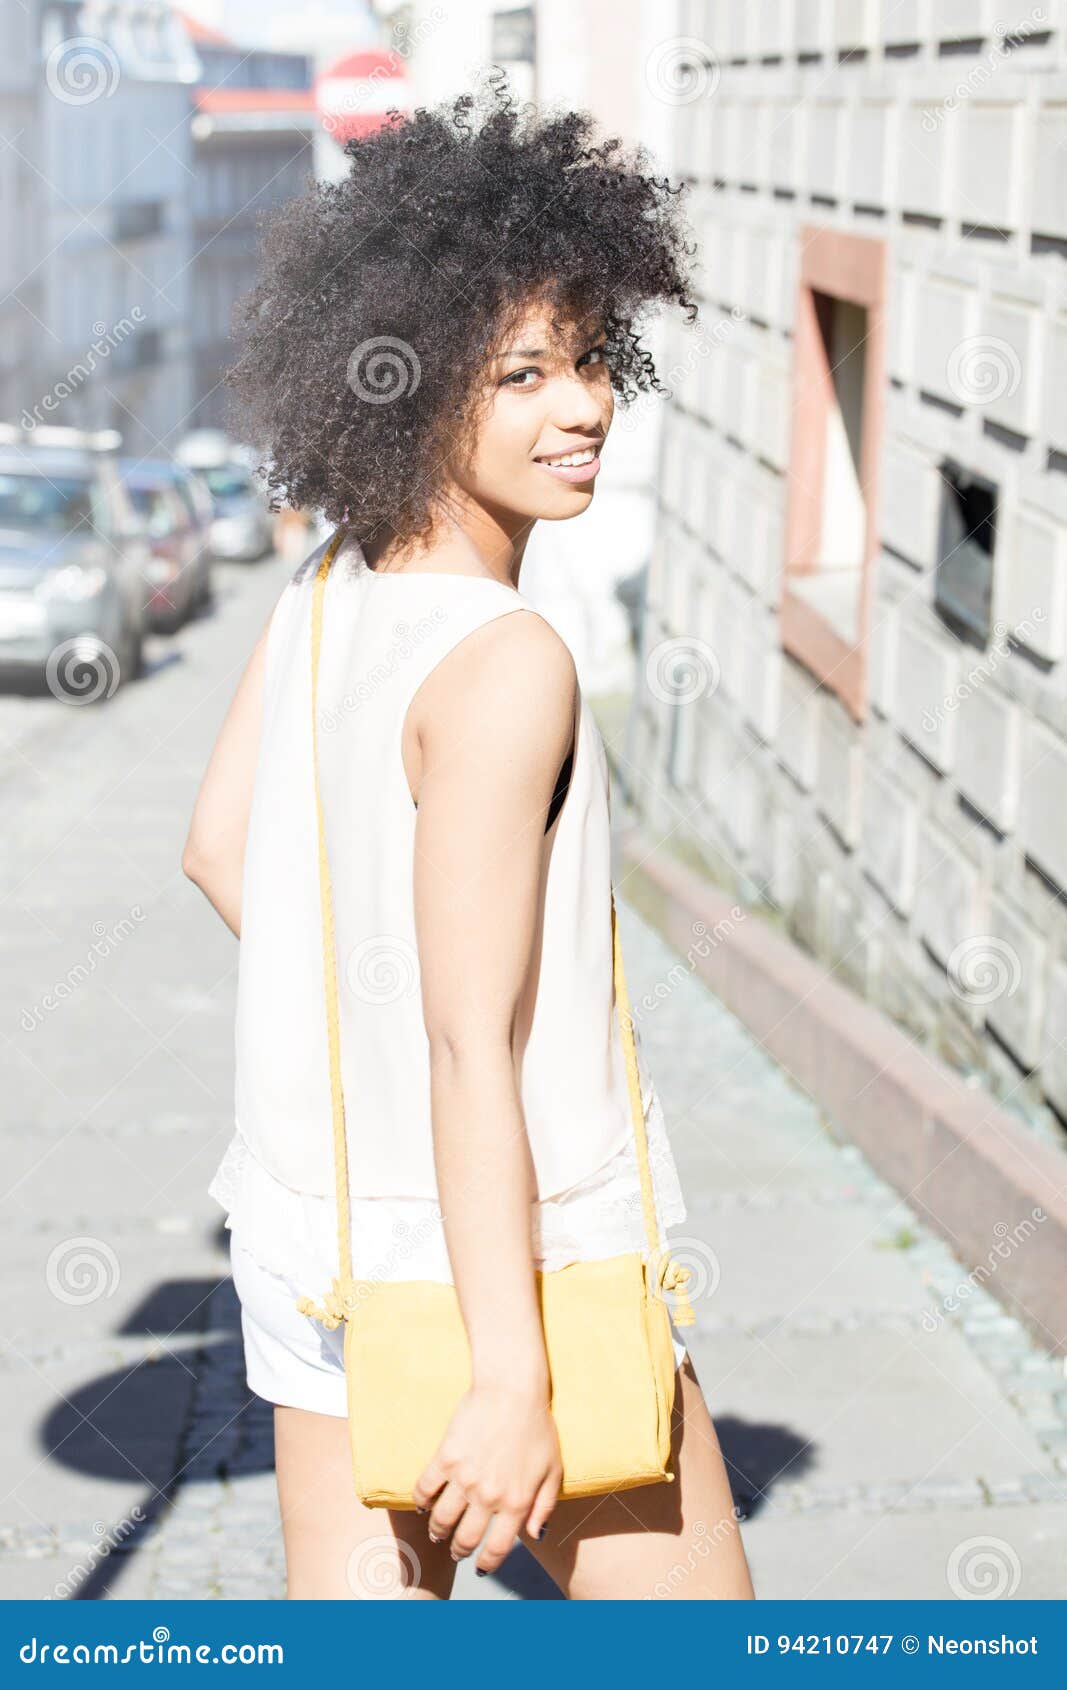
[534,445,602,483]
[535,446,600,468]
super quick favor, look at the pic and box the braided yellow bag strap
[610,888,693,1324]
[295,525,356,1329]
[297,526,692,1328]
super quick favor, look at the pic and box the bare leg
[273,1405,457,1599]
[520,1355,755,1600]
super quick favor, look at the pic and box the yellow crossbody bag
[297,527,693,1509]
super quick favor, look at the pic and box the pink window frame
[780,225,888,723]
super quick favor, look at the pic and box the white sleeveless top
[209,530,686,1294]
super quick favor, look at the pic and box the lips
[534,445,603,484]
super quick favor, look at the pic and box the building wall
[633,0,1067,1141]
[0,0,42,424]
[189,137,315,428]
[26,1,201,452]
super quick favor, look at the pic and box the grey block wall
[629,1,1067,1141]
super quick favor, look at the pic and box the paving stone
[3,556,1066,1601]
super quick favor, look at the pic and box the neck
[362,497,536,587]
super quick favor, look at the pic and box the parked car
[175,431,274,561]
[174,428,233,472]
[198,460,275,562]
[0,425,149,694]
[118,458,212,633]
[175,466,216,607]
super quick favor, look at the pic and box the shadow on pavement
[39,1256,810,1599]
[39,1272,264,1601]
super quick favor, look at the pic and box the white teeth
[540,448,596,468]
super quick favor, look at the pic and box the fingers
[448,1501,492,1563]
[424,1483,516,1575]
[412,1458,448,1514]
[424,1479,468,1545]
[473,1509,524,1575]
[524,1470,560,1541]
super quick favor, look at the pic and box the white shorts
[229,1232,688,1419]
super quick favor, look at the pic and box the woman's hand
[413,1378,562,1574]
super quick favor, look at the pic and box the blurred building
[0,1,41,427]
[632,2,1067,1138]
[182,13,316,428]
[19,0,201,450]
[2,1,317,452]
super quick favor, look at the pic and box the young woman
[183,78,755,1602]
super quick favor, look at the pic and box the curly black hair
[226,70,698,548]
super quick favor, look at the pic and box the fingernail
[475,1568,487,1577]
[415,1505,427,1514]
[537,1525,548,1539]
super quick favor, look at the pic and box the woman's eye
[503,367,541,388]
[580,345,608,368]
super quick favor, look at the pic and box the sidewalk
[1,556,1064,1600]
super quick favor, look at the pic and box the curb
[616,826,1067,1359]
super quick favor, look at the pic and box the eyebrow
[495,335,605,361]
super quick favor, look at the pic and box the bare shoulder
[421,602,576,716]
[474,603,578,699]
[414,603,578,773]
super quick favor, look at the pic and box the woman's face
[452,300,614,524]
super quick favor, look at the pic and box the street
[1,550,1065,1600]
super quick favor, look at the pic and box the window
[780,227,888,721]
[113,199,164,242]
[933,460,997,649]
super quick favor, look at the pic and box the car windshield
[0,472,96,533]
[127,484,177,536]
[202,466,254,498]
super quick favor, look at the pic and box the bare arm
[180,603,275,937]
[408,608,578,1569]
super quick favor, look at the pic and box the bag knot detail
[296,1276,355,1331]
[655,1251,696,1327]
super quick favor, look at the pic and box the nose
[551,371,607,434]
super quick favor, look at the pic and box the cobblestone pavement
[1,553,1064,1601]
